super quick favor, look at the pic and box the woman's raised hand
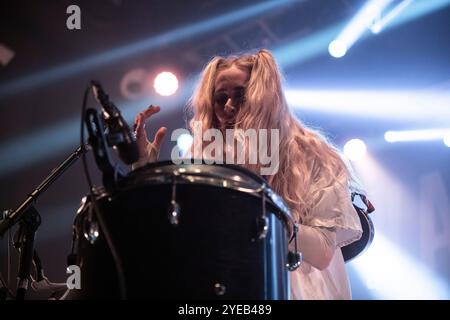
[132,105,167,169]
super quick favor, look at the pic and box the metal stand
[0,145,89,299]
[13,206,40,300]
[0,145,88,237]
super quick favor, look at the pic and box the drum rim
[126,160,296,235]
[138,159,270,183]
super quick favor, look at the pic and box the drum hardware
[1,209,12,300]
[214,283,226,296]
[136,161,302,274]
[255,216,269,241]
[83,208,99,245]
[84,108,122,193]
[68,161,299,299]
[29,250,66,298]
[68,196,88,267]
[80,190,101,245]
[263,186,301,271]
[342,193,376,262]
[255,186,269,241]
[0,144,89,300]
[286,222,302,271]
[11,205,41,300]
[168,171,181,225]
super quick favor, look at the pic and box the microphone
[90,80,139,165]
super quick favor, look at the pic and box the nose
[224,98,236,114]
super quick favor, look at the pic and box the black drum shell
[67,175,290,299]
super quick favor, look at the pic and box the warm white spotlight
[154,71,178,96]
[176,133,193,154]
[444,132,450,147]
[344,139,367,161]
[328,40,347,58]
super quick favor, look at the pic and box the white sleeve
[302,176,362,248]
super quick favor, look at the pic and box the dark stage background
[1,0,449,300]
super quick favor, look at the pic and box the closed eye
[214,87,246,106]
[214,94,228,106]
[234,90,245,104]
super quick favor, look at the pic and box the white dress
[290,177,363,300]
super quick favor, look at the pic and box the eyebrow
[214,86,246,93]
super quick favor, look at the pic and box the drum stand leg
[13,206,41,300]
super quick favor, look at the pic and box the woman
[133,49,363,300]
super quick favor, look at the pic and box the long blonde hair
[188,49,356,222]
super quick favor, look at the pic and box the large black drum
[66,161,297,299]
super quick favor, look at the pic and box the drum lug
[286,251,302,271]
[256,216,269,240]
[255,186,269,240]
[214,283,226,296]
[168,200,181,225]
[168,171,181,225]
[83,206,99,244]
[286,222,302,271]
[84,219,99,244]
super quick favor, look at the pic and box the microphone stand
[0,144,89,300]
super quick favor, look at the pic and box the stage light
[351,233,450,299]
[328,40,347,58]
[384,129,450,143]
[347,155,450,299]
[120,68,150,100]
[383,0,450,32]
[285,89,450,122]
[273,0,450,68]
[444,132,450,147]
[3,0,449,176]
[154,72,178,96]
[370,0,413,34]
[0,97,172,177]
[344,139,367,161]
[0,0,295,99]
[329,0,393,58]
[177,133,193,154]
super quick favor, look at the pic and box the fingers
[139,105,161,121]
[134,113,147,140]
[134,105,162,139]
[134,105,161,126]
[152,127,167,150]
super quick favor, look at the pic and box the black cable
[7,222,11,294]
[80,85,127,299]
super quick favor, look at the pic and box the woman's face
[213,65,250,128]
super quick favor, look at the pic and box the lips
[216,113,235,127]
